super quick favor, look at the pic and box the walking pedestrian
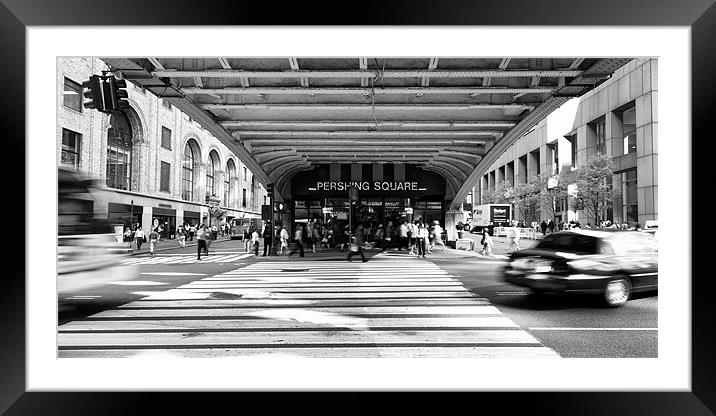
[430,220,446,252]
[374,225,385,252]
[384,220,394,251]
[540,220,547,235]
[243,228,251,253]
[252,228,260,256]
[148,228,159,255]
[279,225,289,255]
[416,221,429,258]
[479,229,493,255]
[407,220,417,254]
[177,226,186,248]
[288,224,305,257]
[398,221,408,251]
[196,224,207,260]
[134,227,145,251]
[262,223,272,256]
[347,222,368,262]
[509,223,521,252]
[547,219,554,234]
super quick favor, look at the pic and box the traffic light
[266,183,274,200]
[107,76,130,111]
[82,75,105,111]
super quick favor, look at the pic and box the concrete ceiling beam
[152,69,583,79]
[202,103,535,111]
[261,154,308,171]
[221,120,517,129]
[233,130,502,138]
[183,86,555,95]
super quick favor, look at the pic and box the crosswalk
[121,252,253,265]
[58,256,559,358]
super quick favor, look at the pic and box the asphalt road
[59,239,657,358]
[433,257,658,358]
[58,240,255,325]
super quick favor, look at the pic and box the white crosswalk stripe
[121,253,253,265]
[58,258,560,358]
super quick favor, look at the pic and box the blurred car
[502,230,658,307]
[58,167,134,296]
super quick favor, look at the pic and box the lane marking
[528,327,658,331]
[107,281,169,286]
[140,272,206,276]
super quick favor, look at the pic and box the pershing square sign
[309,181,427,192]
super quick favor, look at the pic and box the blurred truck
[470,204,512,235]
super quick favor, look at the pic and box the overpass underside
[103,57,632,210]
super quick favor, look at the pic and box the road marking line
[528,327,658,331]
[140,272,206,276]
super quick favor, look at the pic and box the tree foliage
[572,152,621,224]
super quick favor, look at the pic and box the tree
[572,152,621,226]
[510,181,540,224]
[534,171,569,221]
[481,181,513,204]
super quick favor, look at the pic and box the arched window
[106,112,133,190]
[182,142,195,201]
[206,150,219,197]
[225,159,236,206]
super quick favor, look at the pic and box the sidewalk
[250,237,540,262]
[125,235,238,256]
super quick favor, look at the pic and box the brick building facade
[58,57,266,236]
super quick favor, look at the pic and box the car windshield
[535,233,598,254]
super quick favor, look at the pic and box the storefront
[289,164,446,237]
[183,210,201,227]
[107,201,143,229]
[152,206,176,239]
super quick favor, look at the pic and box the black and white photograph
[55,56,660,359]
[6,10,709,412]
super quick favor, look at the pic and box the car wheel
[604,276,632,307]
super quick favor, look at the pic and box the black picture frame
[3,0,712,414]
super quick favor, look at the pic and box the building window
[263,195,267,205]
[162,99,172,109]
[595,119,606,154]
[225,159,236,206]
[161,126,172,150]
[242,188,247,207]
[160,161,171,192]
[106,112,133,190]
[622,106,637,155]
[182,143,195,201]
[61,128,81,170]
[623,169,638,223]
[243,166,247,180]
[566,135,577,169]
[206,150,219,197]
[63,77,83,112]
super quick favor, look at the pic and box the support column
[527,150,539,181]
[636,91,658,224]
[372,163,383,182]
[330,163,341,182]
[444,209,463,242]
[606,111,623,158]
[351,163,362,182]
[504,162,514,186]
[142,206,152,232]
[394,163,406,182]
